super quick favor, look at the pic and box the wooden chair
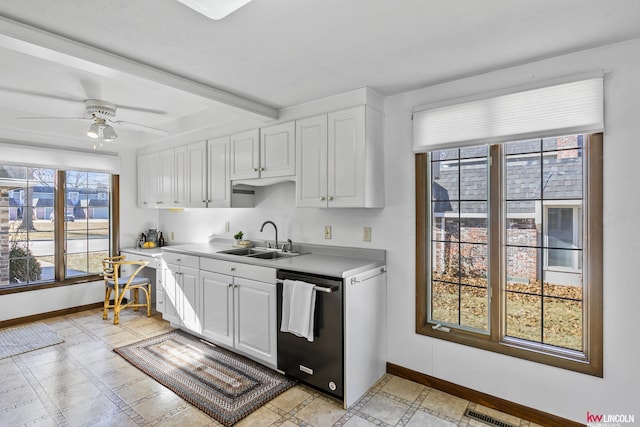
[102,256,152,325]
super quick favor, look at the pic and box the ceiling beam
[0,15,278,121]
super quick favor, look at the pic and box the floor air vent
[464,409,517,427]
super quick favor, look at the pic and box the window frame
[0,171,119,295]
[415,134,603,376]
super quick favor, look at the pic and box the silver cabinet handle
[328,196,334,201]
[253,168,258,172]
[320,196,325,201]
[259,167,265,171]
[228,283,233,288]
[230,267,236,272]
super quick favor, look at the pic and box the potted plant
[233,231,244,245]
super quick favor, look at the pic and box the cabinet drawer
[200,257,276,283]
[162,251,199,269]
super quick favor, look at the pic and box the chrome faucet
[259,220,278,249]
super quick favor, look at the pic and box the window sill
[0,276,102,295]
[416,323,601,377]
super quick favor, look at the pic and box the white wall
[154,38,640,422]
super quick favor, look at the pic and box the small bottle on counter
[158,232,165,247]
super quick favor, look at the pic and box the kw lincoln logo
[587,411,635,426]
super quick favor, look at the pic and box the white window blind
[413,77,604,152]
[0,142,120,173]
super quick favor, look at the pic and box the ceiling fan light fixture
[87,122,100,139]
[176,0,253,20]
[102,124,118,142]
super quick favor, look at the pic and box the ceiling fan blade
[116,104,167,115]
[19,116,88,121]
[111,120,169,135]
[0,87,83,104]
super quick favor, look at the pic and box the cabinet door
[234,277,277,366]
[163,263,181,324]
[146,152,160,208]
[230,129,260,180]
[155,267,165,314]
[186,141,207,208]
[180,266,200,334]
[157,149,175,206]
[137,154,150,208]
[296,115,328,207]
[328,106,365,207]
[261,122,295,178]
[174,146,187,207]
[200,270,234,347]
[207,136,231,207]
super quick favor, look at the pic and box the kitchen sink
[218,248,268,256]
[217,247,302,260]
[248,251,298,260]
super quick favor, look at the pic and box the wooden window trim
[0,172,120,295]
[415,134,603,376]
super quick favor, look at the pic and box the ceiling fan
[19,98,169,147]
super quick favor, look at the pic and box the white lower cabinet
[199,258,277,367]
[162,252,200,332]
[200,270,234,347]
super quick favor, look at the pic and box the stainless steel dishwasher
[276,269,344,399]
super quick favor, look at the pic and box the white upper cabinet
[296,105,384,208]
[185,141,207,208]
[137,154,150,208]
[157,148,175,207]
[260,121,296,178]
[296,115,328,208]
[207,136,232,207]
[230,129,260,180]
[174,145,187,206]
[230,123,295,181]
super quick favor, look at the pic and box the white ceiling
[0,0,639,150]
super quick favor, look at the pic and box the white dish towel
[280,279,316,342]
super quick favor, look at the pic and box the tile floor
[0,308,541,426]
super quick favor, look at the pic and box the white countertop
[133,241,385,278]
[120,247,164,258]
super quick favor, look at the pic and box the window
[416,134,602,376]
[0,166,118,290]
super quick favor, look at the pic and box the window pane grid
[1,166,114,288]
[429,147,489,332]
[504,136,584,352]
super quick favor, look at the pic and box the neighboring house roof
[433,143,582,216]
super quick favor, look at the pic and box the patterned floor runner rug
[114,330,295,426]
[0,322,64,360]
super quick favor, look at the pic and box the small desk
[119,247,163,307]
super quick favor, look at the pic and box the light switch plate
[363,227,372,242]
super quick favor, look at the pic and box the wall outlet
[324,225,332,239]
[363,226,372,242]
[224,221,230,232]
[170,231,175,241]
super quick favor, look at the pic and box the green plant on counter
[233,231,244,240]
